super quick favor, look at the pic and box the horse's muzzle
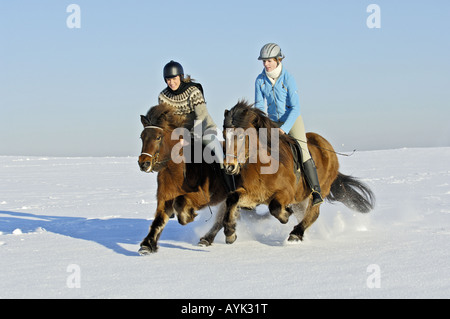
[139,160,153,173]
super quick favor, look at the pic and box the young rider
[158,60,235,192]
[254,43,323,206]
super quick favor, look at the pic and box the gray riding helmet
[258,43,285,60]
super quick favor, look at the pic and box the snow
[1,147,450,298]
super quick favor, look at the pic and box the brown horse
[208,100,375,244]
[137,103,232,254]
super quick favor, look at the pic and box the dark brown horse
[137,103,232,254]
[206,101,375,244]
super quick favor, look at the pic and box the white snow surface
[1,147,450,299]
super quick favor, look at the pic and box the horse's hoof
[226,233,237,244]
[287,234,302,242]
[138,245,156,255]
[198,238,212,247]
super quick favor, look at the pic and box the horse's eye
[156,136,162,141]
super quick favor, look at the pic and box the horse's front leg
[269,198,293,224]
[198,201,226,246]
[223,190,243,244]
[174,195,198,225]
[139,200,173,255]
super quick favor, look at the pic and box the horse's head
[138,104,185,173]
[223,100,260,175]
[223,100,282,175]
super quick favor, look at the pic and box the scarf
[167,81,204,97]
[265,63,282,86]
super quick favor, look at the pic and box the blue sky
[1,0,449,156]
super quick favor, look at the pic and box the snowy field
[1,147,449,299]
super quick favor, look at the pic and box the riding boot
[302,158,324,206]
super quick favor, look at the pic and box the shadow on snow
[0,210,206,256]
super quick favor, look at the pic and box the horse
[207,100,375,244]
[137,103,232,254]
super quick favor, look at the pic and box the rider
[159,60,235,192]
[254,43,323,206]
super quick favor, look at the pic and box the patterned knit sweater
[158,84,217,134]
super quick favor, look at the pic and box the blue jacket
[254,67,301,133]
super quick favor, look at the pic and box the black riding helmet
[163,60,184,80]
[162,60,205,96]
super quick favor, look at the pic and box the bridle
[143,126,163,130]
[224,128,250,170]
[139,125,170,170]
[141,126,163,157]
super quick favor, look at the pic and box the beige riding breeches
[288,115,311,163]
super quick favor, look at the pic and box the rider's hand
[180,138,189,146]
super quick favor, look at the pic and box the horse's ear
[141,115,150,127]
[224,109,229,116]
[159,110,169,122]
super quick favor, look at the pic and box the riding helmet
[258,43,285,60]
[163,60,184,80]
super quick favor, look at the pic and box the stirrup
[311,190,324,207]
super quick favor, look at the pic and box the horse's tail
[327,173,375,213]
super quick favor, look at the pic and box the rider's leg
[288,115,323,206]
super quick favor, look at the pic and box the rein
[292,137,356,157]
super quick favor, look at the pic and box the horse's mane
[224,100,295,165]
[224,100,278,131]
[145,103,187,130]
